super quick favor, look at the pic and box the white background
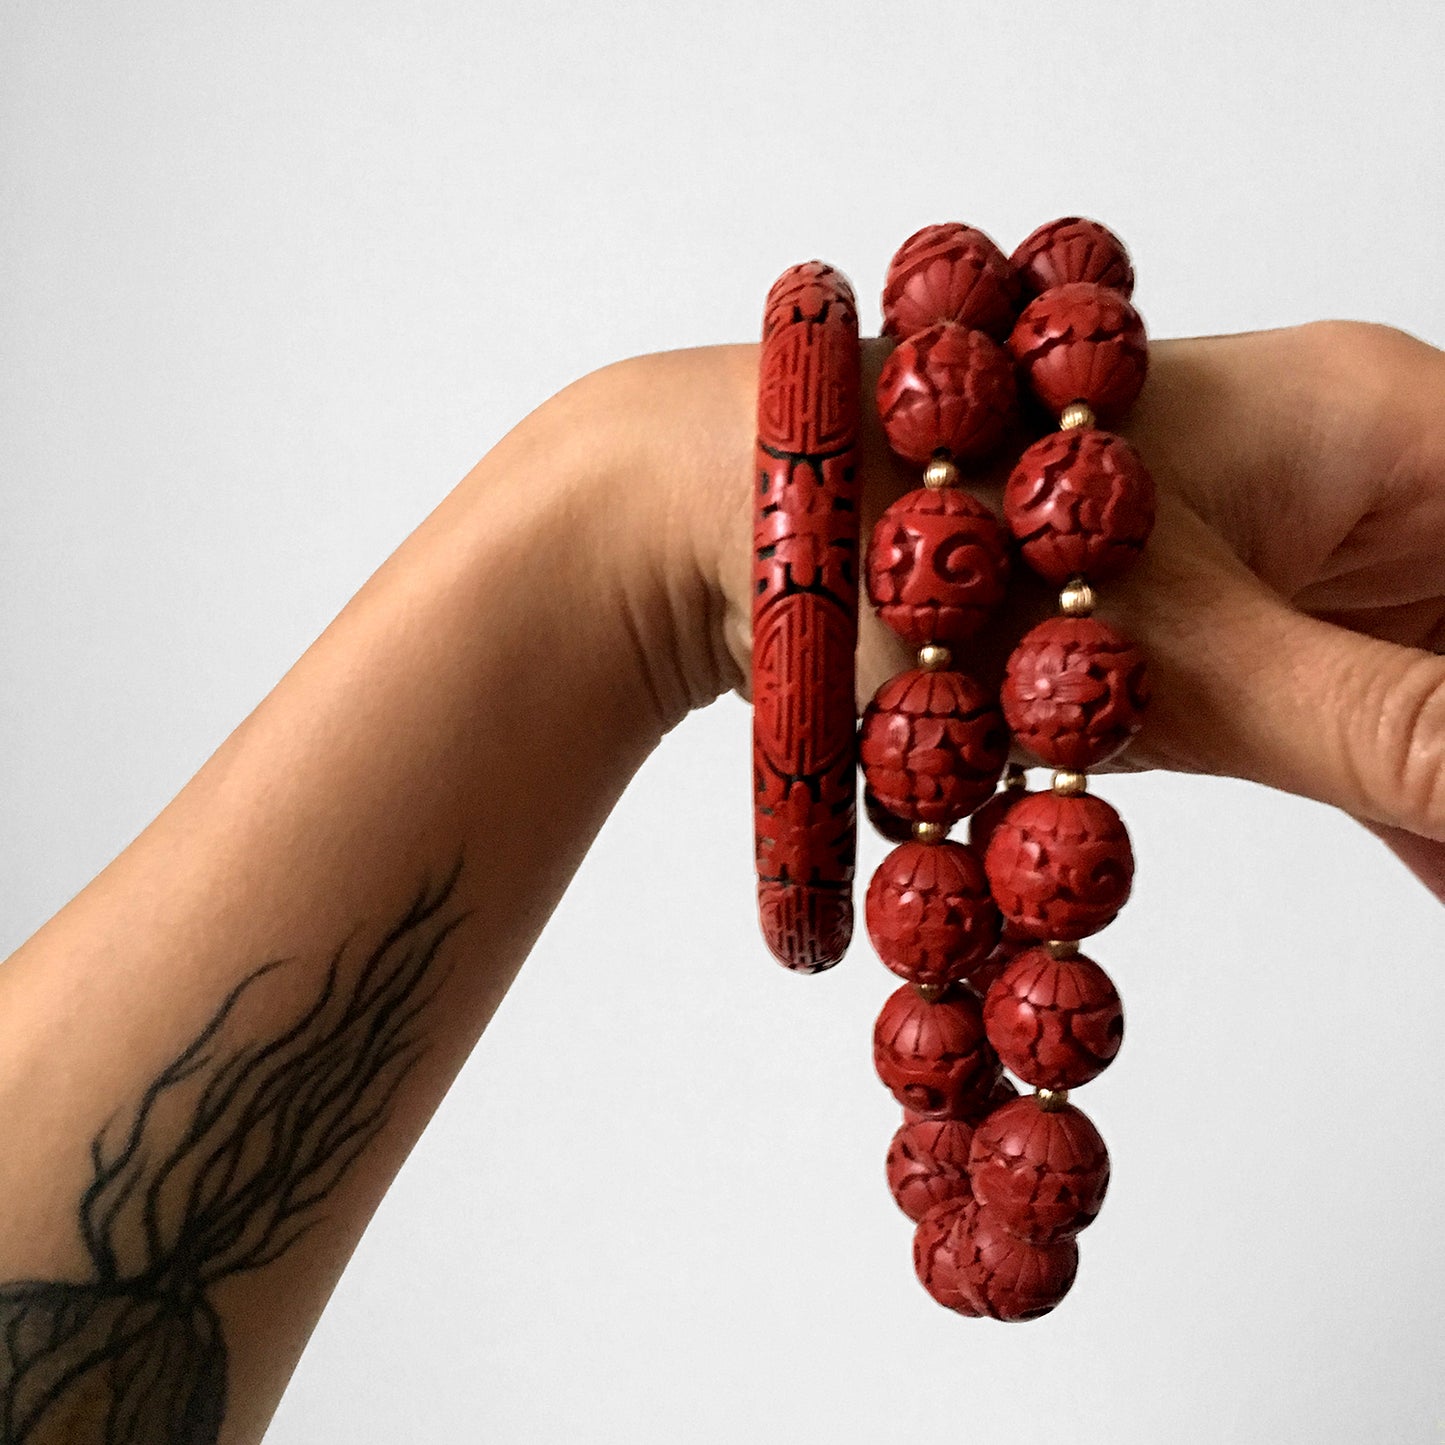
[3,3,1445,1442]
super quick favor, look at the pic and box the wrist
[542,346,760,723]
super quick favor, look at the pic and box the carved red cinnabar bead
[904,1067,1017,1129]
[1001,616,1151,770]
[873,983,993,1117]
[964,930,1035,1001]
[914,1196,1079,1321]
[866,840,1000,989]
[968,1095,1110,1243]
[886,1117,975,1222]
[982,947,1124,1089]
[968,786,1033,858]
[865,487,1011,648]
[860,669,1008,825]
[882,223,1021,343]
[1011,216,1135,300]
[912,1196,985,1316]
[983,791,1134,939]
[864,788,916,843]
[877,323,1018,465]
[1008,282,1148,422]
[1004,427,1156,584]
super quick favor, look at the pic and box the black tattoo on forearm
[0,857,470,1444]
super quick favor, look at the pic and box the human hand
[592,319,1445,899]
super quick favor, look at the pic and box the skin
[0,320,1440,1442]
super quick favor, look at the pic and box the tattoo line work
[0,857,470,1444]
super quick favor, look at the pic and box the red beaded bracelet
[752,217,1156,1321]
[751,262,863,973]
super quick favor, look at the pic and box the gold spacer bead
[1003,763,1027,791]
[918,643,953,671]
[923,454,959,489]
[1051,769,1088,796]
[1060,402,1096,431]
[1046,939,1080,959]
[912,820,949,844]
[1035,1087,1070,1112]
[1060,578,1097,617]
[913,982,945,1003]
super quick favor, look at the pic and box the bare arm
[0,355,744,1444]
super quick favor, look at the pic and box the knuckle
[1290,321,1444,491]
[1296,318,1439,376]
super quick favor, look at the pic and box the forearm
[0,367,694,1443]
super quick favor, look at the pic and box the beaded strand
[861,218,1158,1320]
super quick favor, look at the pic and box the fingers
[1117,494,1445,843]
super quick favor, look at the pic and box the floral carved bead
[912,1196,985,1316]
[877,323,1018,465]
[1011,216,1135,300]
[905,1068,1016,1127]
[873,984,993,1117]
[882,223,1022,343]
[968,1095,1110,1243]
[864,787,915,843]
[983,791,1134,939]
[860,669,1008,825]
[968,786,1034,858]
[886,1117,976,1223]
[1009,282,1148,423]
[914,1196,1078,1321]
[1001,617,1151,770]
[866,840,1000,989]
[964,930,1035,1001]
[982,947,1125,1090]
[1004,428,1156,584]
[865,487,1011,648]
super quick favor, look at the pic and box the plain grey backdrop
[3,3,1445,1442]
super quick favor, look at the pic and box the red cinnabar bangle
[751,262,863,973]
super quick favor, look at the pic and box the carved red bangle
[751,218,1155,1321]
[751,262,863,973]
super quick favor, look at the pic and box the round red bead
[964,1069,1019,1124]
[882,223,1021,343]
[1001,617,1151,770]
[968,785,1034,858]
[968,1095,1110,1242]
[860,669,1008,825]
[864,787,915,843]
[1004,427,1156,584]
[982,947,1124,1089]
[964,930,1035,1001]
[1011,217,1134,300]
[886,1117,975,1223]
[983,791,1134,939]
[1009,282,1148,422]
[866,840,999,989]
[873,983,992,1117]
[913,1196,985,1316]
[914,1196,1078,1321]
[865,487,1010,647]
[904,1062,1014,1127]
[877,323,1018,465]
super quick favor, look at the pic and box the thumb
[1355,819,1445,905]
[1118,496,1445,845]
